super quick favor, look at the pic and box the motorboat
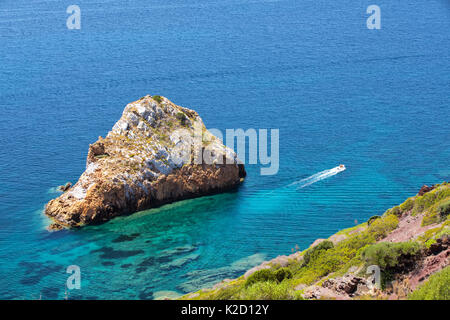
[337,164,346,172]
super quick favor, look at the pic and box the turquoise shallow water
[0,0,449,299]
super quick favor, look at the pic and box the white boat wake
[289,165,346,189]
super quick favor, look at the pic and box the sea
[0,0,449,299]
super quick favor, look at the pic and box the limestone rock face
[45,95,246,229]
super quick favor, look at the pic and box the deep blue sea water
[0,0,449,299]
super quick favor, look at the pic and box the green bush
[388,206,402,217]
[367,215,381,226]
[274,268,293,282]
[292,232,375,285]
[418,226,444,246]
[413,186,450,215]
[214,283,243,300]
[409,266,450,300]
[422,224,450,248]
[239,281,296,300]
[421,197,450,226]
[400,198,415,212]
[152,95,163,103]
[413,191,436,214]
[361,241,422,270]
[245,267,293,288]
[438,200,450,217]
[245,269,276,287]
[422,211,440,226]
[302,240,334,266]
[367,214,399,240]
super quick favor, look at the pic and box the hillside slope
[182,183,450,300]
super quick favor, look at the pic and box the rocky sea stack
[45,95,246,230]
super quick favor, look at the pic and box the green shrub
[388,206,402,217]
[274,268,293,282]
[400,198,415,212]
[421,198,450,226]
[293,232,375,285]
[367,215,381,226]
[245,269,276,287]
[434,224,450,239]
[361,241,422,270]
[418,226,443,245]
[408,266,450,300]
[152,95,163,103]
[413,192,435,214]
[436,186,450,201]
[368,214,399,240]
[214,283,243,300]
[438,200,450,217]
[302,240,334,266]
[422,211,440,226]
[245,266,294,288]
[239,281,296,300]
[422,224,450,248]
[413,186,450,215]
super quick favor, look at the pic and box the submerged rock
[45,95,246,229]
[160,253,200,270]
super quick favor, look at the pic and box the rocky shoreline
[45,95,245,230]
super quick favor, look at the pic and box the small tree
[176,112,188,126]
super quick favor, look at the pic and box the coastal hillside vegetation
[181,182,449,300]
[408,266,449,300]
